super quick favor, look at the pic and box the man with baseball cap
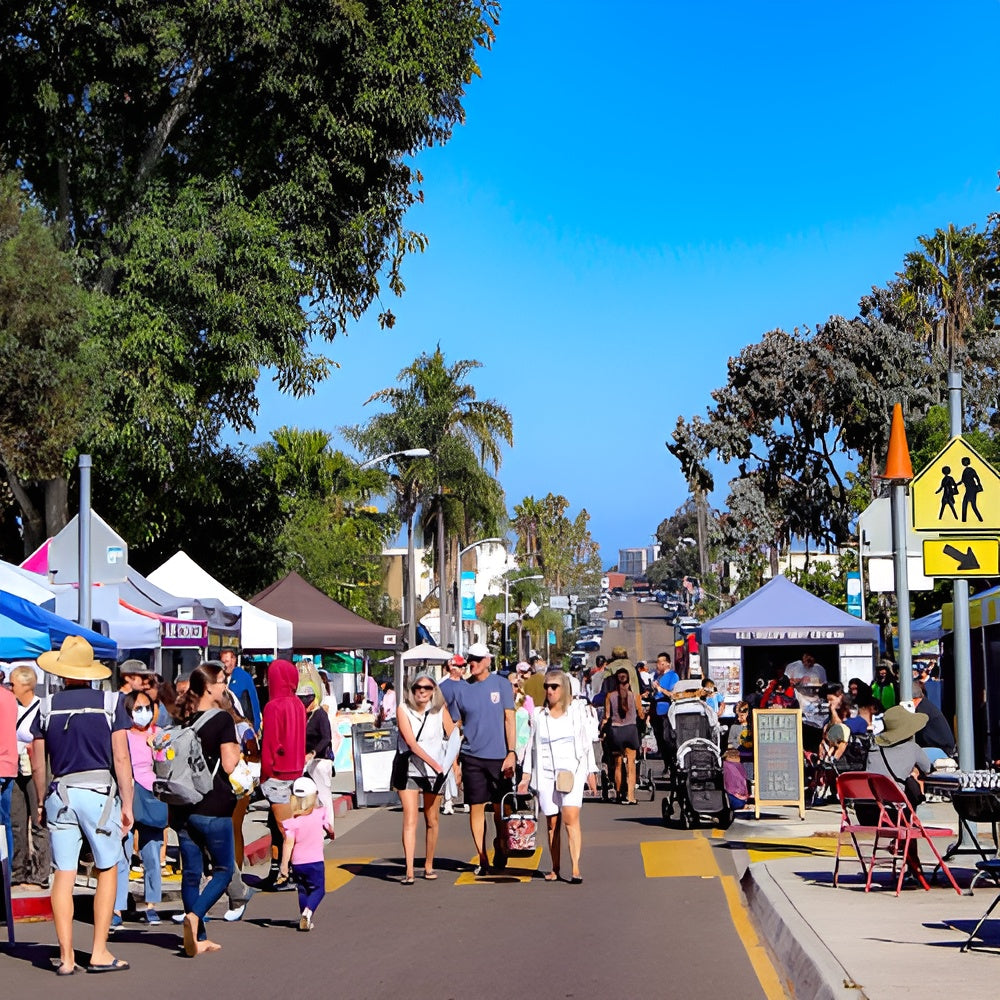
[118,658,155,694]
[31,636,134,975]
[446,642,515,874]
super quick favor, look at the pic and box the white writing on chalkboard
[757,715,797,743]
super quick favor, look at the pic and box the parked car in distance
[614,609,624,619]
[573,638,601,652]
[675,616,700,635]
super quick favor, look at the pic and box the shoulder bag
[391,710,428,789]
[544,711,575,794]
[877,744,925,810]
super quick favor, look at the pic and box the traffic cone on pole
[881,403,913,481]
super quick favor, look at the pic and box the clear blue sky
[241,1,1000,567]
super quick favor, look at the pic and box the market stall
[700,575,878,713]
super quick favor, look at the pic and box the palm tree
[346,347,513,645]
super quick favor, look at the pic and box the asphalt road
[598,593,676,666]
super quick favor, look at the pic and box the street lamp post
[358,448,431,648]
[503,574,543,670]
[454,537,505,658]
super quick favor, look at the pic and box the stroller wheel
[679,808,692,830]
[718,805,735,831]
[600,770,610,802]
[660,797,671,826]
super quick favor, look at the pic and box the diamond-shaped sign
[911,436,1000,533]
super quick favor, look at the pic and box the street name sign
[911,436,1000,533]
[921,538,1000,577]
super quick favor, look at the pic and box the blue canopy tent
[0,589,117,661]
[699,575,878,710]
[911,610,945,644]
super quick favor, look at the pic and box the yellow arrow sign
[911,436,1000,533]
[922,538,1000,577]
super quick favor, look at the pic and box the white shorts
[536,764,588,816]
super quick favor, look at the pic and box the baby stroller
[662,737,733,829]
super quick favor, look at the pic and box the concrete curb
[741,862,866,1000]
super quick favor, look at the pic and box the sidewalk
[731,800,1000,999]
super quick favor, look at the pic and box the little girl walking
[279,776,335,931]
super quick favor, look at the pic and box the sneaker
[223,887,259,922]
[110,913,123,930]
[298,916,314,932]
[141,909,161,925]
[274,874,295,892]
[441,803,455,815]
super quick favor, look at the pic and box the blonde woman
[391,672,456,884]
[518,670,590,884]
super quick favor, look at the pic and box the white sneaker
[441,803,455,815]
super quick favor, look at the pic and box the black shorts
[460,754,512,806]
[608,724,640,752]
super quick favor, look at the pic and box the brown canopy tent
[251,571,402,650]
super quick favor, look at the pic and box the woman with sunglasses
[392,673,456,884]
[603,668,646,804]
[518,670,590,883]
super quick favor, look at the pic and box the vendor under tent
[699,575,878,712]
[0,589,117,661]
[148,550,292,652]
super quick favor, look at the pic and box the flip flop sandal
[87,959,130,973]
[422,871,438,880]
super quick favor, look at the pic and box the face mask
[132,707,154,727]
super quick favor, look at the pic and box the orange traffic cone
[881,403,914,480]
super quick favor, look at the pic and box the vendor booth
[149,550,292,652]
[700,575,878,713]
[0,590,117,661]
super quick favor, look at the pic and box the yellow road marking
[640,837,719,878]
[324,857,374,891]
[642,833,787,999]
[634,615,644,661]
[742,835,846,864]
[454,849,543,885]
[720,875,789,1000]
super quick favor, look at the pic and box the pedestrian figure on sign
[960,457,984,522]
[935,465,959,520]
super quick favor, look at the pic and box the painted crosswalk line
[325,857,375,891]
[640,836,720,878]
[454,848,544,885]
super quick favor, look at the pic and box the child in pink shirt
[280,775,335,931]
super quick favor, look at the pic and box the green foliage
[512,493,601,594]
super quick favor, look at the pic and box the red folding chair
[834,771,961,896]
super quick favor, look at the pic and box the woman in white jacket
[517,669,590,884]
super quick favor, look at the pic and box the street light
[358,447,430,470]
[357,447,431,648]
[454,537,505,658]
[503,574,543,670]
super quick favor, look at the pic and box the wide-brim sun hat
[37,635,111,681]
[875,705,928,747]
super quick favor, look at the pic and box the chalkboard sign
[752,708,805,819]
[352,722,399,807]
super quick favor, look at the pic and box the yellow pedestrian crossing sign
[911,436,1000,533]
[922,538,1000,577]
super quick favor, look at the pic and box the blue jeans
[177,814,235,940]
[0,776,13,863]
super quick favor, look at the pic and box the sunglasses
[543,683,561,690]
[413,685,435,692]
[617,678,630,685]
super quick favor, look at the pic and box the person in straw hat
[29,636,134,975]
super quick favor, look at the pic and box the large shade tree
[0,1,501,545]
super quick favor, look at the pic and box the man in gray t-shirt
[448,643,515,875]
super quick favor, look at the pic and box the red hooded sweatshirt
[261,659,307,781]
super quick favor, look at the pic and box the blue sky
[241,1,1000,567]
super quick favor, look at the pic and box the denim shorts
[45,787,124,871]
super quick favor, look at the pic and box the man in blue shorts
[32,637,134,975]
[447,642,515,875]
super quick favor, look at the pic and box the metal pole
[436,492,448,651]
[455,551,463,659]
[78,454,92,629]
[891,482,912,701]
[949,370,975,768]
[503,578,509,671]
[406,512,417,649]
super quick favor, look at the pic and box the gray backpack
[151,709,222,806]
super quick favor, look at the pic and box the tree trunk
[45,476,70,537]
[436,493,448,650]
[5,470,44,558]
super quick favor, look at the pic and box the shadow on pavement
[0,941,60,973]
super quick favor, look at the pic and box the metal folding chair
[834,771,961,896]
[962,859,1000,952]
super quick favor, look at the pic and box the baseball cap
[292,776,318,798]
[515,661,531,674]
[449,654,466,667]
[466,642,491,658]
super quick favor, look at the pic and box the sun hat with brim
[875,705,928,747]
[37,635,111,681]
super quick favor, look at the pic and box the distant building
[618,545,659,578]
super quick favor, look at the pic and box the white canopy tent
[0,560,56,607]
[148,550,293,651]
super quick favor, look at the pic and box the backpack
[151,709,222,806]
[40,690,119,733]
[842,731,873,770]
